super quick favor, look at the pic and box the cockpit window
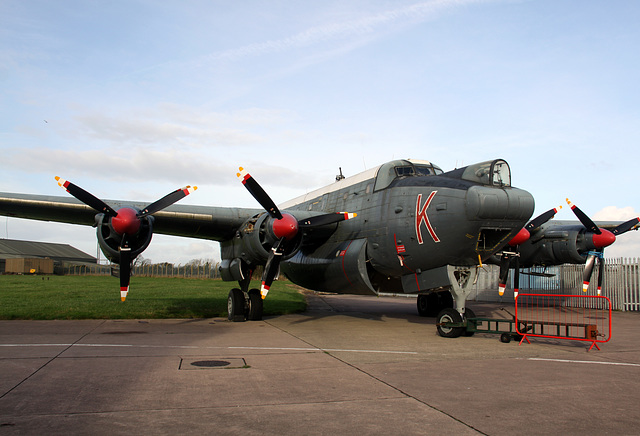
[460,159,511,187]
[491,160,511,186]
[394,165,441,177]
[374,159,444,191]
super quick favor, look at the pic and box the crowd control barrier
[515,293,612,351]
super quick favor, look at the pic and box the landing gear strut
[434,266,478,338]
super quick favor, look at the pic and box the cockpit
[450,159,512,187]
[374,159,444,191]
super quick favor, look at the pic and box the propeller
[55,177,197,300]
[237,167,357,299]
[566,198,610,293]
[564,198,639,294]
[498,205,562,297]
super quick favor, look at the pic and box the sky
[1,0,639,264]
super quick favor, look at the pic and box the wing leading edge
[0,192,260,242]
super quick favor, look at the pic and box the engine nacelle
[280,238,376,295]
[95,213,154,264]
[518,225,588,266]
[219,213,305,279]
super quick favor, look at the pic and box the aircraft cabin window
[374,160,443,191]
[394,165,435,177]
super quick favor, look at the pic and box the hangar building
[0,238,96,274]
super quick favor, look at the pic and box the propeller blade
[119,235,132,302]
[612,217,640,236]
[525,205,562,231]
[582,253,597,293]
[513,254,520,299]
[260,238,285,299]
[237,167,282,220]
[498,253,510,296]
[55,177,117,217]
[299,212,357,227]
[139,185,197,217]
[566,198,601,234]
[596,256,605,296]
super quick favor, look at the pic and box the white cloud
[593,206,639,222]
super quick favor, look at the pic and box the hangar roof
[0,238,96,263]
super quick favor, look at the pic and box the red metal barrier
[515,293,612,351]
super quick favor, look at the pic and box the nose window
[491,160,511,187]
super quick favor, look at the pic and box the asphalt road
[1,292,639,435]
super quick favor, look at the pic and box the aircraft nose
[466,185,534,221]
[466,185,535,255]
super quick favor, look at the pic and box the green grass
[0,275,307,320]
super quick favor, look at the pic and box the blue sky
[1,0,639,263]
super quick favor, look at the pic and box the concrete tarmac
[1,293,639,435]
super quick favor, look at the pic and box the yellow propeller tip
[121,297,126,302]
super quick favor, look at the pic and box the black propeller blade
[55,177,118,217]
[524,206,562,232]
[261,238,286,298]
[498,252,512,296]
[612,217,640,236]
[237,167,282,220]
[237,167,357,299]
[566,198,600,234]
[56,177,197,301]
[299,212,357,227]
[139,186,197,217]
[119,234,132,301]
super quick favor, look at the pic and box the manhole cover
[179,357,247,370]
[191,360,231,368]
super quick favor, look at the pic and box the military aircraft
[0,158,637,338]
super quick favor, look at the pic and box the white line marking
[527,358,640,367]
[229,346,418,354]
[0,344,417,355]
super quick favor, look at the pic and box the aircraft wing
[0,192,262,242]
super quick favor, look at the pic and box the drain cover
[191,360,231,368]
[179,357,247,370]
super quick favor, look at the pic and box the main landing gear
[227,275,264,322]
[228,288,264,322]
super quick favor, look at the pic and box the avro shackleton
[1,158,637,337]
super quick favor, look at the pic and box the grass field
[0,275,307,320]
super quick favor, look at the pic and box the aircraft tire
[417,293,440,317]
[463,308,476,337]
[228,288,246,322]
[417,294,429,316]
[247,288,263,321]
[436,308,464,338]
